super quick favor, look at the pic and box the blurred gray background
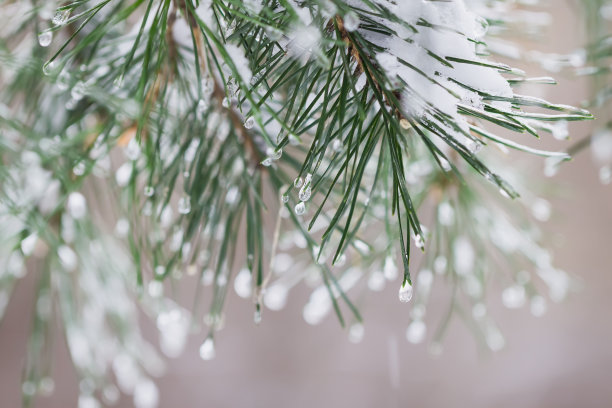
[1,1,612,407]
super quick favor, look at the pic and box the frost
[224,43,253,85]
[358,0,513,137]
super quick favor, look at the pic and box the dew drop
[253,308,262,324]
[530,295,547,317]
[56,70,71,90]
[398,281,413,303]
[144,186,155,197]
[73,161,86,176]
[294,177,303,188]
[294,201,306,215]
[383,256,397,280]
[133,379,159,408]
[368,271,386,291]
[233,268,252,299]
[21,233,38,256]
[531,198,551,222]
[439,158,452,172]
[348,323,364,343]
[125,138,141,160]
[298,185,311,202]
[281,194,289,203]
[52,9,71,26]
[266,147,282,160]
[70,81,86,101]
[261,158,273,167]
[437,201,454,226]
[244,116,255,129]
[67,192,87,219]
[177,196,191,214]
[42,60,57,76]
[413,234,425,250]
[332,139,343,152]
[433,255,447,275]
[221,97,230,108]
[502,285,526,309]
[38,31,52,47]
[199,337,215,360]
[406,320,426,344]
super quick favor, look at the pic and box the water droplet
[406,320,426,344]
[530,295,547,317]
[38,31,52,47]
[67,192,87,219]
[294,202,306,215]
[73,161,86,176]
[499,188,510,198]
[294,177,303,188]
[413,234,425,249]
[332,139,343,152]
[437,201,454,226]
[115,218,130,238]
[78,394,99,408]
[544,156,562,177]
[244,116,255,129]
[52,9,71,26]
[531,198,551,222]
[147,280,163,297]
[221,97,230,108]
[21,233,38,256]
[453,236,474,276]
[281,194,289,203]
[266,147,282,160]
[264,284,288,310]
[42,60,58,76]
[399,118,410,129]
[115,163,132,187]
[398,281,413,303]
[57,245,78,272]
[348,323,364,343]
[439,158,452,172]
[144,186,155,197]
[485,326,505,351]
[367,271,386,291]
[298,185,311,202]
[502,285,526,309]
[233,268,252,299]
[125,138,141,160]
[22,381,36,397]
[343,11,360,32]
[133,379,159,408]
[178,196,191,214]
[56,70,71,90]
[253,308,262,324]
[261,158,273,167]
[70,81,86,101]
[383,256,397,280]
[199,337,215,360]
[433,255,447,275]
